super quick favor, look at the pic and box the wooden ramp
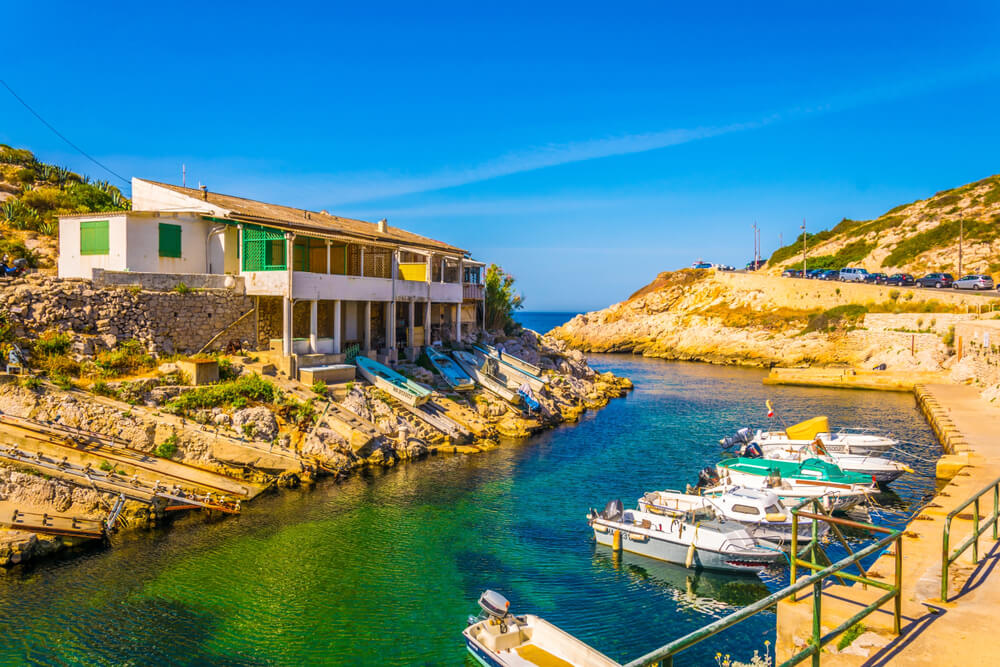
[0,502,105,540]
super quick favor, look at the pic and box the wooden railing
[463,283,484,300]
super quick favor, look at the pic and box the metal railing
[623,498,902,667]
[941,474,1000,602]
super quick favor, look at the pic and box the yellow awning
[786,416,830,441]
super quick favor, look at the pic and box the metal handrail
[623,498,902,667]
[941,474,1000,602]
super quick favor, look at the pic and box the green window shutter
[80,220,109,256]
[159,223,182,258]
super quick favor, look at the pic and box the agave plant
[38,219,58,236]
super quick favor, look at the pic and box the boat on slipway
[473,344,548,393]
[354,356,432,407]
[464,590,618,667]
[712,457,876,512]
[638,488,826,547]
[452,350,523,405]
[742,416,898,456]
[587,499,785,573]
[425,347,475,391]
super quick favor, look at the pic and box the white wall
[58,214,129,279]
[131,178,228,216]
[125,214,214,274]
[344,301,359,341]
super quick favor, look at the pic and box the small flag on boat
[766,400,774,418]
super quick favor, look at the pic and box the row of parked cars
[780,267,997,290]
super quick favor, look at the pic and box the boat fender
[765,512,786,522]
[612,529,622,552]
[685,523,700,569]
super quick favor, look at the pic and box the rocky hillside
[548,269,989,370]
[767,174,1000,276]
[0,144,130,269]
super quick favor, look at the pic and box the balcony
[242,269,464,303]
[463,283,484,300]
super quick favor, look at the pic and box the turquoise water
[515,312,582,334]
[0,357,939,665]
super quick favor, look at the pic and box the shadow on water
[0,357,940,666]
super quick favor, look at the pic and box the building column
[454,303,462,343]
[424,301,432,346]
[325,240,332,274]
[333,299,342,354]
[384,302,392,350]
[363,300,372,352]
[408,301,415,348]
[359,246,365,277]
[282,297,293,358]
[309,300,319,353]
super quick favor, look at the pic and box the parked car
[819,269,839,280]
[916,273,954,288]
[839,267,869,282]
[745,259,766,271]
[805,269,825,279]
[953,274,995,290]
[781,269,797,278]
[864,272,889,285]
[885,273,915,286]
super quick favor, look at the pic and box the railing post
[993,483,999,541]
[894,536,902,634]
[942,518,951,602]
[973,497,980,564]
[791,506,798,599]
[812,578,822,667]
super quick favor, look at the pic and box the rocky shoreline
[0,328,631,568]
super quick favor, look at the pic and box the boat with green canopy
[712,457,877,512]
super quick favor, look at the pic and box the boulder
[231,406,279,441]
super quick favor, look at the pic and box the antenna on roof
[182,163,186,187]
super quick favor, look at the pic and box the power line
[0,79,129,186]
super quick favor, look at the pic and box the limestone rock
[231,406,278,441]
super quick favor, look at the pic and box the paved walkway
[776,383,1000,665]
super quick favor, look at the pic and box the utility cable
[0,79,129,186]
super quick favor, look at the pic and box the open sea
[515,311,582,334]
[0,356,940,665]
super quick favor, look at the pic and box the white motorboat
[712,458,877,513]
[753,442,912,485]
[638,488,827,547]
[463,590,618,667]
[587,499,785,573]
[722,417,898,456]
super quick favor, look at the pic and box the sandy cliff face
[549,270,957,370]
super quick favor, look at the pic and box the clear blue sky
[4,2,1000,310]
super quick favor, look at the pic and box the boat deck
[512,644,574,667]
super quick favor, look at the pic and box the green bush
[311,380,328,396]
[164,373,278,414]
[803,304,868,333]
[92,340,154,377]
[90,380,119,398]
[173,282,192,295]
[217,357,240,381]
[50,371,74,390]
[155,434,179,459]
[19,375,41,391]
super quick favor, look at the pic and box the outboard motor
[743,441,763,458]
[697,466,719,488]
[478,590,511,619]
[735,427,752,444]
[601,498,624,522]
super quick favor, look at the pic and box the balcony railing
[463,283,484,300]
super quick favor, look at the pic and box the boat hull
[591,526,778,573]
[453,351,522,404]
[426,349,475,391]
[355,356,431,407]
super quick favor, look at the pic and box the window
[731,504,760,515]
[80,220,109,255]
[158,223,182,258]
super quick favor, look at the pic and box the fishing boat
[587,499,785,573]
[638,488,826,547]
[712,457,876,512]
[452,350,523,405]
[751,442,911,485]
[464,590,618,667]
[477,342,544,376]
[425,347,475,391]
[354,356,432,407]
[731,417,898,456]
[473,344,548,393]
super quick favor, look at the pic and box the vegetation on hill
[766,174,1000,276]
[0,144,130,267]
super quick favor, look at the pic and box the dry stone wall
[955,321,1000,386]
[0,275,255,354]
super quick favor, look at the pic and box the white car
[839,267,869,282]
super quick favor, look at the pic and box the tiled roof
[135,179,467,255]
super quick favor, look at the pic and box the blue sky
[4,1,1000,310]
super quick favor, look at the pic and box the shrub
[217,357,240,381]
[33,330,72,356]
[345,381,354,392]
[155,434,179,459]
[39,354,81,377]
[803,304,868,333]
[311,380,328,396]
[50,371,73,390]
[90,380,119,398]
[943,325,956,347]
[888,289,901,301]
[173,283,192,295]
[837,623,866,651]
[92,340,154,377]
[19,375,41,390]
[164,374,278,414]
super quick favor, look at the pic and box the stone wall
[92,269,245,292]
[955,320,1000,386]
[862,313,983,334]
[1,276,256,355]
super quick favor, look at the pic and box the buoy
[612,529,622,552]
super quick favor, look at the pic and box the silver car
[953,274,995,290]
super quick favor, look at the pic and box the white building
[58,178,485,370]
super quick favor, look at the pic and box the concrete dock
[776,383,1000,665]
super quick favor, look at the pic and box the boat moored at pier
[712,457,877,512]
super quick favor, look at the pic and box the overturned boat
[463,590,618,667]
[426,347,475,391]
[587,499,785,573]
[713,457,876,512]
[638,488,826,547]
[355,356,432,407]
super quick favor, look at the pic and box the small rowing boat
[464,590,618,667]
[354,356,432,407]
[473,344,548,393]
[452,350,523,405]
[477,343,543,376]
[426,347,475,391]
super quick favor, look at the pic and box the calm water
[515,311,582,334]
[0,357,940,666]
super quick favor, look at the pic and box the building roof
[134,178,467,256]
